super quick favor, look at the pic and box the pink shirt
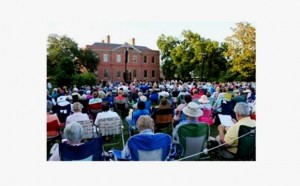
[173,103,187,121]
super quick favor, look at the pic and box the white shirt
[66,112,89,124]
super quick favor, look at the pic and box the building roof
[89,42,158,53]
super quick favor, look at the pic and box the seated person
[94,101,120,125]
[71,88,81,102]
[198,95,213,125]
[216,102,256,159]
[125,101,150,130]
[152,96,173,115]
[88,91,102,105]
[49,121,85,161]
[172,102,203,143]
[65,102,89,124]
[133,95,151,112]
[173,94,192,126]
[47,100,60,125]
[121,115,171,160]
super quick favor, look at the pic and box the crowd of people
[47,79,256,161]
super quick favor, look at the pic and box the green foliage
[224,22,256,81]
[47,34,99,87]
[156,23,255,82]
[72,72,97,87]
[157,30,228,81]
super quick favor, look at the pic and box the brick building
[86,35,161,83]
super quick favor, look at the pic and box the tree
[157,30,229,81]
[47,34,99,87]
[224,22,256,81]
[157,34,179,79]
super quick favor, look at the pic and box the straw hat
[183,102,203,117]
[198,95,210,104]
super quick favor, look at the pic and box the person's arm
[218,124,229,147]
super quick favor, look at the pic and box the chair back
[56,104,71,123]
[177,123,209,160]
[236,125,256,160]
[72,95,80,103]
[77,120,95,140]
[152,108,174,130]
[115,101,127,117]
[128,133,172,161]
[47,120,61,139]
[59,137,104,161]
[88,102,102,113]
[95,116,125,147]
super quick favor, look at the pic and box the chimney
[130,37,135,46]
[106,35,110,43]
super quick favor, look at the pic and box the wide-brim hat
[183,102,203,117]
[198,95,210,104]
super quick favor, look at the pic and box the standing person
[216,102,256,159]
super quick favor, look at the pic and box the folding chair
[56,104,71,123]
[77,120,96,140]
[47,120,62,147]
[87,102,102,121]
[236,125,256,160]
[152,108,174,133]
[218,125,256,161]
[59,137,105,161]
[94,116,125,148]
[176,123,209,160]
[114,101,128,117]
[110,133,172,161]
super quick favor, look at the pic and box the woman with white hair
[66,102,89,124]
[49,122,84,161]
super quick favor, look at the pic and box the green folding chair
[176,123,209,160]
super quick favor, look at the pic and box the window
[117,71,121,77]
[133,55,137,63]
[103,54,108,62]
[116,54,121,63]
[144,70,147,77]
[152,56,155,63]
[152,70,155,77]
[104,69,109,77]
[133,70,137,77]
[144,56,147,63]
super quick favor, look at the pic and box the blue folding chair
[110,133,172,161]
[59,137,105,161]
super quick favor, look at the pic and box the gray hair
[136,115,154,132]
[64,122,84,144]
[72,102,82,112]
[234,102,251,117]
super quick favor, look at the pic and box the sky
[47,20,254,50]
[1,0,300,185]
